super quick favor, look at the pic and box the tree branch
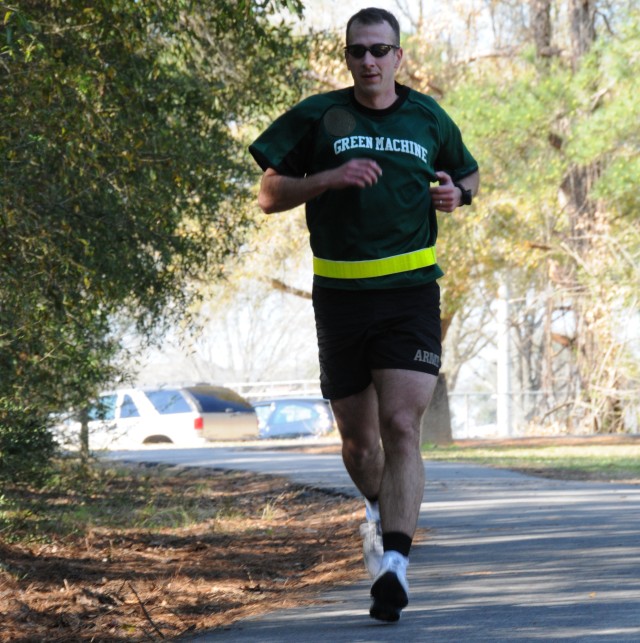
[269,278,312,300]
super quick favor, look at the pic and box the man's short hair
[346,7,401,46]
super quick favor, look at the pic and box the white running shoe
[369,551,409,622]
[361,498,383,577]
[359,520,383,578]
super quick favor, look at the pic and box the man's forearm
[258,158,383,214]
[258,168,331,214]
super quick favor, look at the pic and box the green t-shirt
[249,83,478,290]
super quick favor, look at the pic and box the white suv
[55,385,258,450]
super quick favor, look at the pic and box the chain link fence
[224,380,640,438]
[450,391,640,439]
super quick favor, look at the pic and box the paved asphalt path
[107,445,640,642]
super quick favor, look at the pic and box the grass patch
[0,456,310,543]
[422,439,640,482]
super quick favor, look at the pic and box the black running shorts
[312,281,442,400]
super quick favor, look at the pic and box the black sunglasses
[344,43,399,59]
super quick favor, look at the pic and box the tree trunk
[530,0,552,56]
[79,408,90,464]
[569,0,596,66]
[421,373,453,445]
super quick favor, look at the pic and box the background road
[106,445,640,642]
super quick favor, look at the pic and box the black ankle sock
[382,532,412,557]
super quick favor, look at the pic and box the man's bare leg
[331,384,385,578]
[367,369,437,622]
[330,383,384,501]
[372,369,437,538]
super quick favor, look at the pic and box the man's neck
[353,87,399,110]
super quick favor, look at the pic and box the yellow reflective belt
[313,246,437,279]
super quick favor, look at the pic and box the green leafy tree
[443,2,640,432]
[0,0,307,477]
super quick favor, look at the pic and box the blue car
[254,397,337,439]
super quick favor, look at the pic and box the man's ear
[394,47,403,69]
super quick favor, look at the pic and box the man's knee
[342,435,382,468]
[379,409,422,453]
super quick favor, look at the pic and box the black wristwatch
[455,183,473,206]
